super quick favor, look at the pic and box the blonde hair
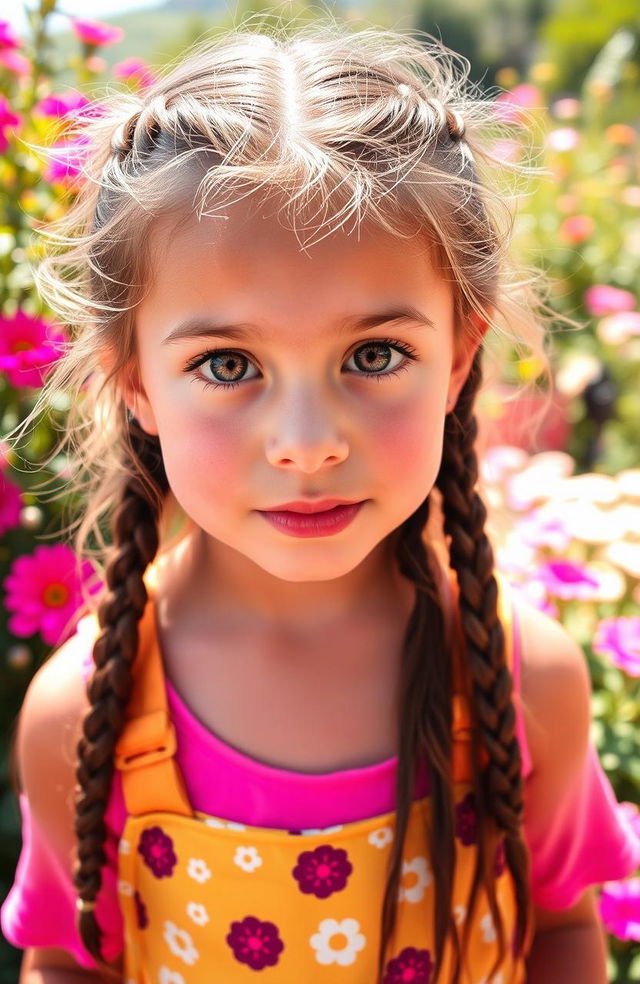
[9,16,560,981]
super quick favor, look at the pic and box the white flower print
[203,817,247,831]
[186,901,210,926]
[163,921,199,966]
[187,858,212,883]
[480,912,497,943]
[234,845,263,872]
[117,880,133,896]
[300,824,344,836]
[368,825,393,849]
[397,856,432,904]
[310,917,366,966]
[118,838,131,855]
[453,904,466,925]
[158,967,185,984]
[226,820,247,831]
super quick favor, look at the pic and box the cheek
[366,391,445,480]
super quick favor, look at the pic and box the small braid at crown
[435,348,531,948]
[73,417,169,961]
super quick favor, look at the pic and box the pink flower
[515,505,572,551]
[551,97,580,120]
[35,91,90,119]
[113,57,157,89]
[597,311,640,345]
[535,559,600,600]
[0,48,31,76]
[490,139,522,163]
[618,802,640,842]
[70,18,124,48]
[559,215,594,244]
[547,128,580,152]
[0,95,21,153]
[593,617,640,677]
[43,135,90,185]
[0,20,22,50]
[0,472,22,534]
[3,544,101,647]
[494,84,543,122]
[599,878,640,942]
[0,311,67,388]
[584,285,636,317]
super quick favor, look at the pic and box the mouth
[257,501,366,538]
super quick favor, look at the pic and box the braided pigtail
[377,497,462,982]
[73,418,168,963]
[435,349,532,974]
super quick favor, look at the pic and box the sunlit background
[1,1,639,980]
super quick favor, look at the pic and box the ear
[447,312,489,410]
[98,348,159,436]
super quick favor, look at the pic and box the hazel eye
[345,340,409,376]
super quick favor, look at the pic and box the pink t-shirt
[2,599,639,969]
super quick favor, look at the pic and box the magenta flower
[137,826,177,878]
[0,20,22,50]
[599,878,640,941]
[535,559,601,601]
[0,95,21,153]
[383,946,433,984]
[593,617,640,677]
[43,136,91,185]
[3,544,100,646]
[455,792,477,846]
[0,311,67,388]
[70,18,124,48]
[35,91,90,119]
[113,57,157,89]
[584,285,636,317]
[227,916,284,970]
[0,472,22,534]
[292,844,352,898]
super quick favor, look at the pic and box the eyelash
[182,337,419,392]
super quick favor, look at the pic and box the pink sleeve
[511,598,640,910]
[0,618,126,968]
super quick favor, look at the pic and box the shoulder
[17,625,95,854]
[508,588,591,782]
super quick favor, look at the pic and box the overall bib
[104,569,527,984]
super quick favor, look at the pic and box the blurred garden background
[1,0,639,980]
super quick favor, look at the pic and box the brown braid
[375,352,531,983]
[73,418,168,962]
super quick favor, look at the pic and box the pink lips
[257,501,365,537]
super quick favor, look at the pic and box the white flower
[398,856,432,904]
[163,921,199,966]
[158,968,185,984]
[368,825,393,849]
[480,912,496,943]
[117,880,133,896]
[310,917,366,966]
[186,901,210,926]
[187,858,212,883]
[453,904,466,925]
[118,838,131,855]
[234,845,263,872]
[299,824,343,836]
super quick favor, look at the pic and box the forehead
[141,194,453,327]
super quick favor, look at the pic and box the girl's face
[126,197,484,586]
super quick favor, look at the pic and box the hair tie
[76,897,96,913]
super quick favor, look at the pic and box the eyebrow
[161,305,437,345]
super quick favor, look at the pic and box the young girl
[2,20,639,984]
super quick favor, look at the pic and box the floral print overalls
[107,568,528,983]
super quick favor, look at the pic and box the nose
[264,386,349,473]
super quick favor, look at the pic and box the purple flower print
[383,946,433,983]
[133,891,148,929]
[494,839,506,877]
[227,915,284,969]
[137,826,177,878]
[455,792,477,846]
[292,843,353,898]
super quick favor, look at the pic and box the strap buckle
[115,709,177,771]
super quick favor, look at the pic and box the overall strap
[448,567,515,783]
[112,569,193,817]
